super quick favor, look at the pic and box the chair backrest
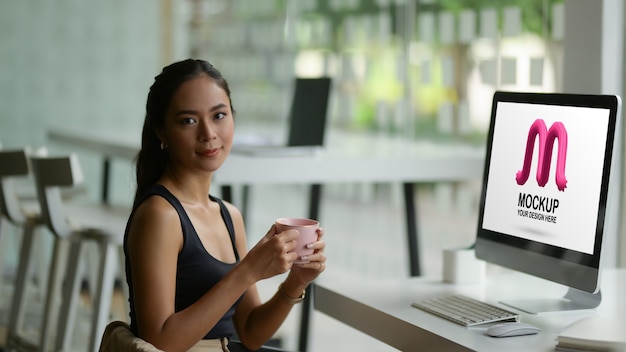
[30,154,84,238]
[0,149,31,224]
[286,77,332,148]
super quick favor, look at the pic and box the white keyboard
[412,294,520,327]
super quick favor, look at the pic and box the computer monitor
[475,91,621,314]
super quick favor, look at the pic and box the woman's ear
[154,128,168,150]
[154,127,166,145]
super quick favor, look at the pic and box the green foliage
[437,0,563,36]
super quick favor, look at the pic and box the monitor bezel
[475,91,620,293]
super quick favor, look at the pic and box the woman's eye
[215,112,226,120]
[181,117,197,125]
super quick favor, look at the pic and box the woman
[124,59,326,352]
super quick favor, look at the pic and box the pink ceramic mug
[275,217,320,264]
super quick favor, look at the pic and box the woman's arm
[227,203,327,350]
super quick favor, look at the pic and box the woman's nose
[198,120,216,141]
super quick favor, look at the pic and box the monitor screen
[475,91,621,313]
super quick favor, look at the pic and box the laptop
[231,77,332,156]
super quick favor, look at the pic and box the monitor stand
[500,288,602,315]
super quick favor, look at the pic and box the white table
[314,268,626,351]
[47,126,485,351]
[48,127,483,183]
[48,127,484,273]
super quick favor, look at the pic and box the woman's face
[161,76,234,175]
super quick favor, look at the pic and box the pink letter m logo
[515,119,568,191]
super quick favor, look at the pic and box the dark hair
[133,59,233,208]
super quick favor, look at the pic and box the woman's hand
[243,225,300,281]
[288,227,326,285]
[242,225,326,285]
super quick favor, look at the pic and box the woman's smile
[198,147,221,157]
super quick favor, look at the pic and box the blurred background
[1,0,625,351]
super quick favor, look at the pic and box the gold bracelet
[278,282,306,304]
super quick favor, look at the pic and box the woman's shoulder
[131,194,180,229]
[127,194,185,260]
[213,197,242,222]
[138,193,176,211]
[220,198,240,215]
[127,193,184,250]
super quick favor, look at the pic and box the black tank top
[124,184,241,339]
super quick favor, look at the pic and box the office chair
[97,321,292,352]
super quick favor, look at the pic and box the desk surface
[47,127,485,185]
[314,268,626,352]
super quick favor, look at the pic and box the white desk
[47,128,483,184]
[47,127,484,273]
[314,268,626,351]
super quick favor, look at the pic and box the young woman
[124,59,326,352]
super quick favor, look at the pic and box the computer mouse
[486,322,541,337]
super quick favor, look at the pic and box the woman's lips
[199,147,220,157]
